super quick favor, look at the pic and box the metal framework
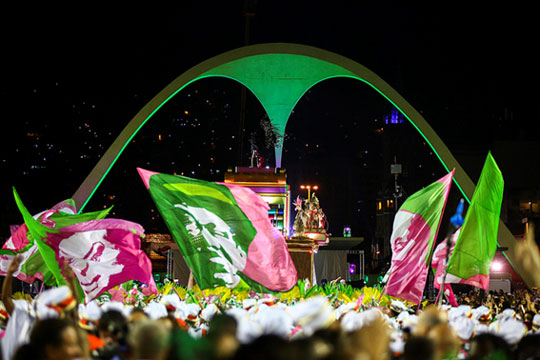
[71,43,531,286]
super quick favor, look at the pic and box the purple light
[386,108,404,125]
[349,263,356,274]
[391,109,399,124]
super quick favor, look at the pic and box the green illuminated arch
[71,43,531,286]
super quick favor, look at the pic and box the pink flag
[431,229,460,307]
[45,219,157,303]
[385,171,454,304]
[220,182,297,291]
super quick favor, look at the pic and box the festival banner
[1,195,111,286]
[45,219,157,303]
[1,199,76,252]
[138,168,297,292]
[0,244,55,285]
[12,189,156,302]
[446,152,504,289]
[385,170,454,304]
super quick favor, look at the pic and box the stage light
[300,184,319,200]
[491,261,503,272]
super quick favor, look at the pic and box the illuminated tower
[224,166,291,236]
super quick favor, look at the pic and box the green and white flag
[138,168,297,292]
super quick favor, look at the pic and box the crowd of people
[0,256,539,360]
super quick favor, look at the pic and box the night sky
[1,3,539,245]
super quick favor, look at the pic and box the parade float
[288,192,330,282]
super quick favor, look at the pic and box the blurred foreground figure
[13,318,83,360]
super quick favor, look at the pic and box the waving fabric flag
[137,168,297,292]
[0,244,56,285]
[0,199,78,285]
[1,199,76,252]
[431,228,461,307]
[45,219,157,303]
[1,192,112,288]
[446,152,504,289]
[11,189,156,303]
[385,170,454,304]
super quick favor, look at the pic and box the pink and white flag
[45,218,157,303]
[385,171,454,304]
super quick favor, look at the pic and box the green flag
[446,152,504,289]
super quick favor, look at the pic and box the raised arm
[62,259,79,322]
[2,255,23,315]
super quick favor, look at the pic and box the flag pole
[377,285,386,303]
[436,199,464,307]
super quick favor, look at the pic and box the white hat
[532,314,540,331]
[474,323,489,336]
[251,306,294,339]
[397,311,410,325]
[472,305,491,321]
[79,300,102,321]
[440,304,452,311]
[242,298,257,310]
[451,316,475,341]
[341,308,382,332]
[101,301,125,314]
[178,302,200,322]
[341,311,363,332]
[447,307,459,323]
[200,303,219,322]
[144,302,168,320]
[37,286,76,316]
[78,299,102,329]
[225,307,248,322]
[335,302,356,320]
[236,317,264,344]
[122,305,135,319]
[496,308,516,320]
[257,297,277,307]
[35,304,59,319]
[188,326,205,339]
[161,294,182,312]
[402,314,418,332]
[489,318,527,345]
[387,316,400,330]
[456,305,472,318]
[289,296,336,336]
[389,332,405,356]
[390,300,409,313]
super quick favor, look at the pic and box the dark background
[1,2,539,252]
